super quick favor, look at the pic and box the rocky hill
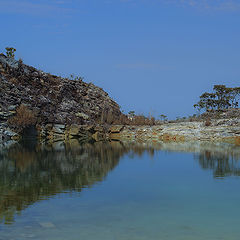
[0,54,122,139]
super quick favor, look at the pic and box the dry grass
[8,104,36,132]
[205,118,211,127]
[113,114,156,126]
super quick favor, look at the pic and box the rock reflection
[0,140,240,224]
[0,140,128,224]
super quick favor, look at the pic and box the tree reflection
[0,140,128,224]
[196,149,240,178]
[0,140,240,224]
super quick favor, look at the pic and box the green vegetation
[128,111,135,119]
[194,85,240,112]
[5,47,16,58]
[159,114,167,121]
[69,74,84,81]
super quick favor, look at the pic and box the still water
[0,140,240,240]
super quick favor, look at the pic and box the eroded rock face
[0,54,121,126]
[109,121,240,144]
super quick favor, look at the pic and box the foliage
[159,114,167,121]
[18,58,23,64]
[194,85,240,112]
[5,47,16,58]
[69,74,84,81]
[8,104,36,133]
[128,111,135,119]
[205,118,211,126]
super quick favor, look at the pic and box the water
[0,139,240,240]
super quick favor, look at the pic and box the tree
[213,85,230,109]
[159,114,167,121]
[228,87,240,108]
[128,111,135,119]
[5,47,16,58]
[194,85,240,112]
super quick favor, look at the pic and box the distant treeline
[194,85,240,112]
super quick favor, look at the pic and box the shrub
[126,114,156,126]
[18,58,23,64]
[69,74,84,81]
[159,114,167,121]
[8,104,36,132]
[5,47,16,58]
[205,118,211,127]
[149,116,155,126]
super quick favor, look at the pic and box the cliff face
[0,54,121,126]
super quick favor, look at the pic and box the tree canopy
[194,85,240,112]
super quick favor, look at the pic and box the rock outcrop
[109,119,240,145]
[0,54,122,141]
[1,54,240,144]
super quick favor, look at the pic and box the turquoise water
[0,140,240,240]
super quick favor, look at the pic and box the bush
[125,114,155,126]
[8,104,36,132]
[205,118,211,127]
[5,47,16,58]
[69,74,84,81]
[100,111,156,126]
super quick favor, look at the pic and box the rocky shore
[0,54,121,142]
[3,119,240,146]
[1,54,240,145]
[109,119,240,145]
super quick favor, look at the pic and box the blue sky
[0,0,240,119]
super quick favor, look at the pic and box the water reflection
[197,149,240,178]
[0,140,240,225]
[129,141,240,178]
[0,140,127,224]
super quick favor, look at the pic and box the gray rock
[8,105,17,111]
[4,129,18,137]
[52,124,66,134]
[0,54,122,130]
[75,112,89,120]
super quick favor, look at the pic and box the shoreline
[109,120,240,145]
[1,118,240,146]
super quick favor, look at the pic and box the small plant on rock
[69,74,84,81]
[205,118,211,127]
[128,111,135,120]
[5,47,16,58]
[159,114,167,121]
[8,104,36,133]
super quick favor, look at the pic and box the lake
[0,139,240,240]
